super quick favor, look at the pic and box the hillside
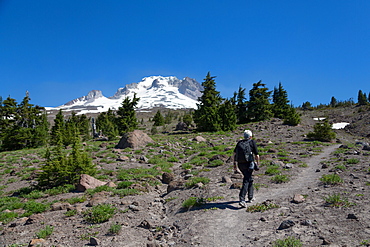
[0,105,370,247]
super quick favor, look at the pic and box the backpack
[235,139,254,163]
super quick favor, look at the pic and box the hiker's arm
[233,152,240,173]
[255,154,260,164]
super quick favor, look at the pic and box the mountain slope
[49,76,202,114]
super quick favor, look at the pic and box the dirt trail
[182,144,341,247]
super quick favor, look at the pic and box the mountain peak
[53,76,202,114]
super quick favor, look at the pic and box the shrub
[265,164,281,176]
[117,181,134,189]
[246,201,280,212]
[0,211,18,224]
[182,197,206,209]
[108,223,122,235]
[206,159,224,167]
[22,200,50,216]
[272,236,302,247]
[324,193,353,207]
[271,175,290,183]
[185,177,210,188]
[346,158,359,164]
[64,209,77,217]
[307,118,336,142]
[83,204,116,224]
[320,174,343,185]
[35,225,54,239]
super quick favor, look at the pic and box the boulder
[162,172,175,184]
[76,174,108,192]
[116,130,154,149]
[175,122,188,131]
[193,136,206,142]
[292,194,305,204]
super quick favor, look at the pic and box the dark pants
[238,162,254,201]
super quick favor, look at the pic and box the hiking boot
[247,198,255,203]
[239,201,247,208]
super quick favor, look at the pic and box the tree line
[1,74,368,151]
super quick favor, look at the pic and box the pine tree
[193,72,223,132]
[96,108,119,140]
[233,85,248,124]
[246,80,272,122]
[330,96,337,107]
[272,82,290,119]
[219,99,237,131]
[1,93,49,150]
[307,118,336,142]
[301,101,313,111]
[183,111,193,126]
[153,110,165,126]
[116,93,140,135]
[51,109,65,145]
[38,129,97,188]
[358,90,368,105]
[283,106,301,126]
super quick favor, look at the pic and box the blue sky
[1,0,369,107]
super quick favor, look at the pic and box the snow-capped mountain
[49,76,202,114]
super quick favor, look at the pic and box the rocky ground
[1,105,370,247]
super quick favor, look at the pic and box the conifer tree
[330,96,337,107]
[51,109,65,145]
[233,85,248,124]
[38,129,97,188]
[219,99,237,131]
[96,108,119,140]
[283,106,301,126]
[272,82,290,119]
[193,72,223,132]
[246,80,272,122]
[1,94,49,150]
[182,112,193,126]
[307,118,336,142]
[116,93,140,135]
[153,110,165,126]
[301,101,313,111]
[358,90,368,105]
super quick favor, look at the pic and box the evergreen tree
[283,106,301,126]
[307,118,336,142]
[1,94,49,151]
[193,72,223,132]
[116,93,140,135]
[246,80,272,122]
[153,110,165,126]
[51,109,65,145]
[301,101,313,111]
[358,90,368,105]
[272,82,290,119]
[164,111,173,125]
[96,108,119,140]
[233,85,248,124]
[330,96,337,107]
[182,112,193,126]
[38,129,97,188]
[219,99,237,131]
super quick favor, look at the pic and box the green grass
[22,200,50,216]
[271,175,290,183]
[265,164,281,176]
[272,236,303,247]
[346,158,360,164]
[83,204,116,224]
[185,176,210,188]
[324,193,354,207]
[108,223,122,235]
[182,197,206,209]
[246,201,280,212]
[0,211,18,224]
[113,188,140,198]
[320,174,343,185]
[206,159,224,167]
[35,225,54,239]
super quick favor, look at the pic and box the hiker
[233,130,260,208]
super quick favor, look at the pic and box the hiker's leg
[247,173,254,200]
[238,164,249,201]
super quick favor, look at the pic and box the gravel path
[183,144,341,247]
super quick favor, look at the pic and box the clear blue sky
[1,0,369,107]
